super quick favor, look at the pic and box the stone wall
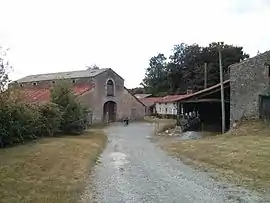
[117,88,146,120]
[230,51,270,125]
[89,69,125,123]
[13,68,145,123]
[9,77,93,89]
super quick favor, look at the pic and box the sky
[0,0,270,88]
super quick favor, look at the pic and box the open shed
[177,80,230,132]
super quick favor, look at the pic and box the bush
[0,82,89,148]
[51,81,88,134]
[38,102,62,136]
[0,92,43,147]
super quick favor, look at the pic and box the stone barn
[230,50,270,125]
[10,68,146,124]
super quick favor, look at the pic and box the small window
[268,65,270,77]
[165,102,167,105]
[32,82,37,86]
[165,108,168,113]
[72,79,76,84]
[51,81,55,84]
[106,79,114,96]
[20,84,23,87]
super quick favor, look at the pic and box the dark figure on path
[123,116,129,126]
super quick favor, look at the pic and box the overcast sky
[0,0,270,88]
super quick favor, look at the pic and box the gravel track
[81,122,265,203]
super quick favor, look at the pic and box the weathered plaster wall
[155,102,178,115]
[14,68,145,123]
[230,51,270,125]
[90,69,125,122]
[118,88,146,120]
[10,77,94,89]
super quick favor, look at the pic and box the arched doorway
[103,101,117,123]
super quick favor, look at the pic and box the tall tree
[141,53,169,96]
[142,42,249,95]
[0,47,10,91]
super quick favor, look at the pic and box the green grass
[161,120,270,194]
[0,129,107,203]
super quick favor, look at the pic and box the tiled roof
[19,84,94,103]
[140,95,187,106]
[140,97,163,106]
[15,69,108,83]
[161,95,187,103]
[134,94,152,99]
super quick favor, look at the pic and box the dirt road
[81,123,263,203]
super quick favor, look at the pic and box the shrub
[0,91,63,147]
[38,102,62,136]
[51,81,88,134]
[0,91,43,147]
[0,81,89,148]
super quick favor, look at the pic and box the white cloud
[0,0,269,87]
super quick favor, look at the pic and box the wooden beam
[180,98,230,103]
[181,84,230,101]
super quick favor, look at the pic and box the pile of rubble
[157,126,182,137]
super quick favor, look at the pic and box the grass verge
[0,129,107,203]
[161,120,270,194]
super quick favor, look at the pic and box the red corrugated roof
[19,84,94,103]
[138,80,230,105]
[140,95,187,106]
[179,80,230,101]
[161,95,187,103]
[140,97,163,106]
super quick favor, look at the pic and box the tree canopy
[0,47,11,91]
[141,42,249,96]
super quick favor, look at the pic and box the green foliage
[39,103,62,136]
[0,92,43,147]
[51,81,88,134]
[0,47,11,92]
[0,82,89,148]
[142,42,249,95]
[128,87,148,95]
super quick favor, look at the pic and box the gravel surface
[81,122,265,203]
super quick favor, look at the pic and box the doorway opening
[103,101,117,123]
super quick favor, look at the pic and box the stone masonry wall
[10,77,93,89]
[89,69,125,123]
[118,88,146,120]
[13,68,146,123]
[89,69,145,122]
[230,51,270,125]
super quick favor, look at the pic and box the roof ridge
[15,68,109,83]
[20,68,108,77]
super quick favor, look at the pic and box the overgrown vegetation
[161,120,270,194]
[0,82,89,148]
